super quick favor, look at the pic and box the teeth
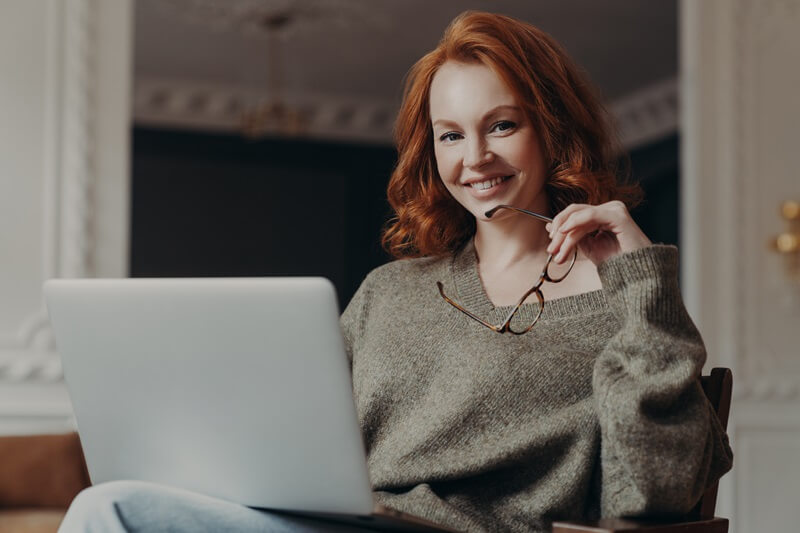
[471,176,507,190]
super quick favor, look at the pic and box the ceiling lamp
[156,0,385,139]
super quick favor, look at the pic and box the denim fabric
[59,480,378,533]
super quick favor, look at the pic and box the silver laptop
[44,278,456,532]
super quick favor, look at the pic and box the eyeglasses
[436,204,577,335]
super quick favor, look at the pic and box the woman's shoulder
[342,254,451,324]
[363,254,450,288]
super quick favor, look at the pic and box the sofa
[0,433,89,533]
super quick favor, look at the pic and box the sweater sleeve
[593,245,733,517]
[339,271,374,370]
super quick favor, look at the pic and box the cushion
[0,433,90,508]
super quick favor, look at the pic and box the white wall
[0,0,131,435]
[681,0,800,531]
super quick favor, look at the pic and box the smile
[468,175,512,191]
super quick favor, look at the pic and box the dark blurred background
[131,0,678,309]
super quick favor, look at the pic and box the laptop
[44,278,458,532]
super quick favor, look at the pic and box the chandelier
[240,9,307,138]
[156,0,386,138]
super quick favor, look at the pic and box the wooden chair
[552,367,733,533]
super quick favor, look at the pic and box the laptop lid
[44,277,374,515]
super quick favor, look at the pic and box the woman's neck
[472,208,551,272]
[471,208,603,306]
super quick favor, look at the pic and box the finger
[554,224,601,263]
[549,203,588,238]
[548,205,597,255]
[547,225,568,255]
[558,207,606,235]
[548,204,590,255]
[548,211,586,254]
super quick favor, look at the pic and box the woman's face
[429,61,549,222]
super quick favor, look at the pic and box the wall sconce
[772,201,800,281]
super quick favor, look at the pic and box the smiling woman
[348,10,731,531]
[382,11,642,260]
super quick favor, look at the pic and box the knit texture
[340,243,733,532]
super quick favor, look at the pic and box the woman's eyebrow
[484,104,521,119]
[432,105,522,129]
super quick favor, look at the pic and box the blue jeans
[59,480,380,532]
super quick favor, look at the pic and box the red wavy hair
[382,11,641,259]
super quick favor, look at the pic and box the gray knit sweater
[340,242,733,532]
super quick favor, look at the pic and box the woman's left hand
[545,201,652,266]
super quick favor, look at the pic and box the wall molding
[1,0,130,433]
[133,76,679,150]
[729,419,800,532]
[58,0,96,280]
[734,379,800,401]
[0,349,63,384]
[681,0,800,393]
[736,0,800,387]
[609,78,678,150]
[133,78,397,145]
[0,0,98,388]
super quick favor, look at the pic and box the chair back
[689,367,733,519]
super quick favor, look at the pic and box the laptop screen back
[44,277,374,515]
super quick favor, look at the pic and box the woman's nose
[463,138,495,169]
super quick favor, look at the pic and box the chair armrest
[552,516,728,533]
[0,433,90,508]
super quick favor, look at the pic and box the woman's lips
[464,175,513,198]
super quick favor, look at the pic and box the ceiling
[133,0,678,144]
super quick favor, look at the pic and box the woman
[60,11,732,533]
[343,11,732,531]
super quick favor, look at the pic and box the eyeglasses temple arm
[485,204,553,223]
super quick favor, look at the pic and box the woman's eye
[492,121,516,133]
[439,132,462,143]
